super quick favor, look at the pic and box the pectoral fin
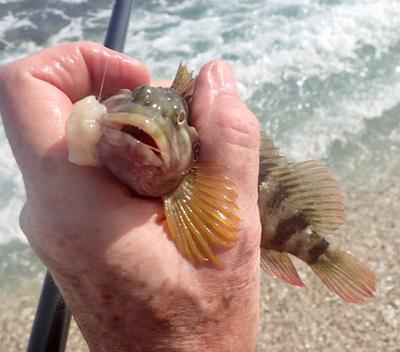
[261,248,304,287]
[163,163,241,268]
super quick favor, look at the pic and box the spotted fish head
[98,85,200,197]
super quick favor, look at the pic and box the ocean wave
[0,0,399,244]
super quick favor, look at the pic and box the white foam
[278,80,400,162]
[60,0,87,3]
[0,13,35,44]
[123,1,400,93]
[1,0,400,245]
[47,16,84,46]
[0,122,26,244]
[121,0,400,165]
[0,0,24,4]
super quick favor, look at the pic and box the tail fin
[310,248,376,303]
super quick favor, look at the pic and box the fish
[66,63,376,303]
[258,136,376,303]
[66,63,240,269]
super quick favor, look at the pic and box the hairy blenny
[66,64,376,303]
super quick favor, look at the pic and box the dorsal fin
[258,131,344,236]
[260,132,283,164]
[268,161,345,236]
[171,62,195,101]
[259,132,284,181]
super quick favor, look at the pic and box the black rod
[26,272,71,352]
[27,1,134,351]
[104,0,134,52]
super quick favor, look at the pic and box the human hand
[0,42,261,351]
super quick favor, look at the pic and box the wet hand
[0,42,261,352]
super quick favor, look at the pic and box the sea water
[0,0,399,301]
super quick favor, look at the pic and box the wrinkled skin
[0,42,261,352]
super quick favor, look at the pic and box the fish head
[98,85,200,197]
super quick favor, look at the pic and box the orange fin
[310,248,376,303]
[171,62,195,101]
[261,248,304,287]
[163,163,241,268]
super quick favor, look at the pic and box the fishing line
[98,54,111,101]
[27,2,134,352]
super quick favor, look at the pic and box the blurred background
[0,0,399,351]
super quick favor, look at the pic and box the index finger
[0,41,150,165]
[5,41,151,102]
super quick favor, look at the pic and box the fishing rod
[26,272,71,352]
[104,0,133,52]
[26,1,134,351]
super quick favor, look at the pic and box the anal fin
[261,248,304,287]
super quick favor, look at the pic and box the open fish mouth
[101,112,170,165]
[120,125,161,159]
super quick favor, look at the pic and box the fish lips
[99,112,171,167]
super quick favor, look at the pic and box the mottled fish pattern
[258,135,376,303]
[67,64,376,304]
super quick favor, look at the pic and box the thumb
[191,61,260,211]
[190,61,261,266]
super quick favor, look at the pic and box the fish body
[66,64,376,303]
[258,136,375,302]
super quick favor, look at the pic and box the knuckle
[214,93,260,150]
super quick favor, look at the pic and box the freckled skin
[50,249,257,352]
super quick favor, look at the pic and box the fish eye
[177,111,186,125]
[193,143,201,161]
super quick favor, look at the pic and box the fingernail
[207,61,239,96]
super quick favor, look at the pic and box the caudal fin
[310,248,376,303]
